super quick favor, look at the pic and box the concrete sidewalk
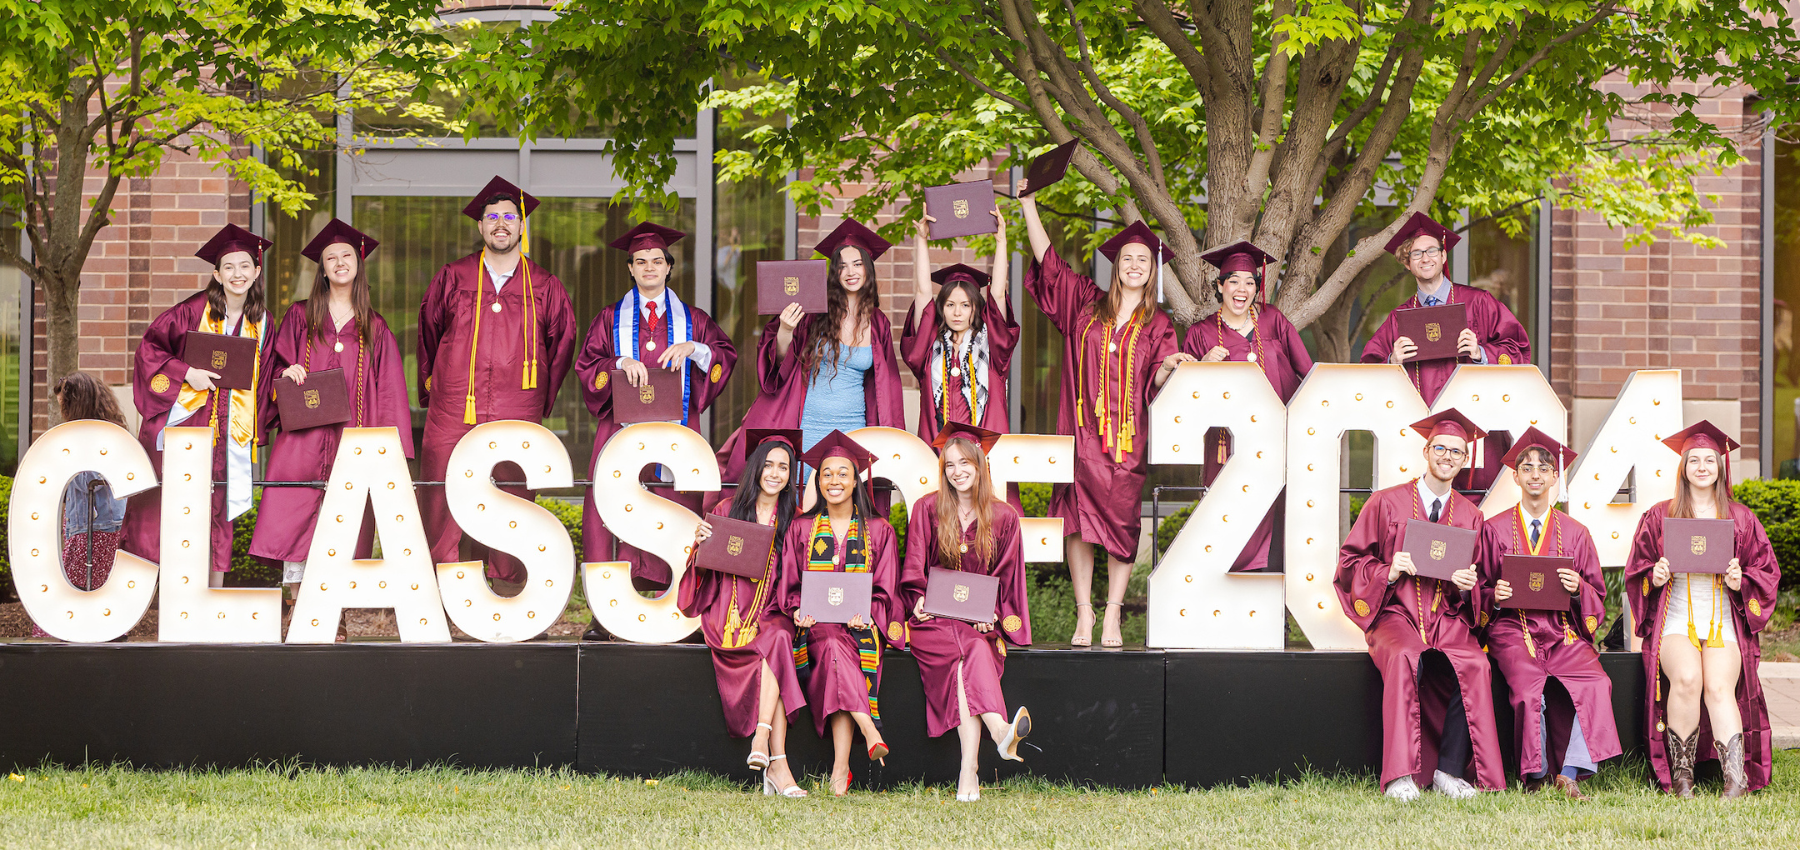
[1762,662,1800,750]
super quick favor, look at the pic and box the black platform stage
[0,643,1644,788]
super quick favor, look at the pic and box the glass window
[711,75,786,439]
[0,254,20,475]
[265,148,338,311]
[1465,214,1539,353]
[1014,215,1089,435]
[1772,127,1800,470]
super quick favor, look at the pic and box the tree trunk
[42,265,80,429]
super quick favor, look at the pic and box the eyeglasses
[1515,464,1556,475]
[1428,445,1467,460]
[1408,246,1443,260]
[482,213,520,223]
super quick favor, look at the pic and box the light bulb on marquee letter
[289,427,451,643]
[10,421,158,642]
[158,427,281,642]
[437,421,575,642]
[988,434,1073,563]
[1145,362,1285,649]
[1430,365,1568,519]
[1565,370,1682,566]
[583,422,721,643]
[1284,365,1430,651]
[850,427,938,511]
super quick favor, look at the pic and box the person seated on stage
[900,422,1033,803]
[680,429,809,798]
[1335,408,1504,800]
[1626,421,1780,798]
[31,373,131,640]
[778,430,901,797]
[1477,428,1621,799]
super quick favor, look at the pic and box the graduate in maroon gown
[900,422,1033,802]
[1625,422,1779,798]
[678,428,808,797]
[416,177,577,591]
[576,222,738,592]
[901,210,1018,444]
[121,224,275,584]
[1018,180,1186,648]
[1360,212,1531,489]
[778,431,901,797]
[1477,427,1620,799]
[715,220,906,485]
[1180,240,1314,572]
[1335,408,1505,800]
[250,220,413,624]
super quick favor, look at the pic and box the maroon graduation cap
[1409,408,1488,444]
[1499,426,1578,471]
[743,427,806,487]
[1383,211,1461,256]
[610,221,687,254]
[1098,221,1173,263]
[461,176,540,221]
[931,421,1002,455]
[930,263,991,288]
[195,223,272,267]
[301,218,378,263]
[1200,239,1278,303]
[802,429,879,504]
[814,218,893,262]
[1661,420,1740,480]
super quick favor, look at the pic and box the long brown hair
[934,277,986,337]
[205,258,268,325]
[1669,448,1733,519]
[801,245,880,381]
[933,437,996,570]
[1087,252,1161,327]
[305,248,373,344]
[54,372,125,428]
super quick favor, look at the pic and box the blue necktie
[1424,295,1441,307]
[1530,519,1542,548]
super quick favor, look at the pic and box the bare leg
[1659,638,1704,736]
[954,661,981,798]
[759,662,801,792]
[851,710,885,758]
[208,570,225,588]
[750,662,777,758]
[1066,536,1095,646]
[829,712,854,795]
[1101,554,1132,647]
[1700,644,1744,740]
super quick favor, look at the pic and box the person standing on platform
[30,374,131,639]
[1361,212,1529,489]
[900,422,1033,802]
[1626,422,1779,798]
[1017,177,1186,649]
[681,429,808,798]
[1477,428,1620,799]
[902,210,1018,445]
[1180,240,1314,572]
[576,222,737,592]
[780,431,901,797]
[1335,409,1505,801]
[122,224,274,587]
[416,177,577,596]
[716,219,905,485]
[250,220,413,630]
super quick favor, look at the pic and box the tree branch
[1244,0,1295,191]
[1063,0,1166,186]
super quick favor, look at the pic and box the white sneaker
[1384,776,1421,801]
[1431,769,1477,799]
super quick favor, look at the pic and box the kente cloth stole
[175,312,265,447]
[612,289,693,426]
[791,511,882,721]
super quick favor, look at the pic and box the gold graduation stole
[175,311,263,447]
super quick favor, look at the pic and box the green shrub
[0,474,11,598]
[1019,482,1050,517]
[1733,479,1800,588]
[1155,493,1369,559]
[226,493,283,586]
[890,502,909,562]
[536,496,584,565]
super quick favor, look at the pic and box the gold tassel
[1520,611,1536,658]
[1075,398,1085,427]
[722,604,741,649]
[1707,576,1725,648]
[464,394,477,425]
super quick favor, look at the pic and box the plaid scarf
[792,511,883,722]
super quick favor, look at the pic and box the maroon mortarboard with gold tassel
[1499,426,1578,471]
[195,223,272,267]
[1383,211,1461,256]
[1661,420,1740,480]
[301,218,378,263]
[814,219,893,262]
[802,430,879,504]
[743,427,806,489]
[930,263,991,288]
[1097,221,1173,263]
[461,176,539,221]
[1200,239,1278,303]
[610,222,687,255]
[1409,408,1488,444]
[930,421,1003,455]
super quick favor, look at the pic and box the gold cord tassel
[464,394,477,425]
[1708,576,1725,648]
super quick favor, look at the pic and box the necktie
[642,302,662,355]
[1530,519,1542,549]
[1424,295,1441,307]
[1429,498,1441,523]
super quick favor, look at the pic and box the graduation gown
[416,253,577,582]
[675,498,806,737]
[715,316,906,483]
[1180,305,1314,572]
[120,291,271,574]
[900,296,1019,445]
[1024,247,1177,563]
[1625,501,1780,793]
[248,303,414,564]
[1360,283,1530,490]
[1477,507,1622,776]
[575,292,737,589]
[899,494,1031,738]
[778,512,902,736]
[1335,481,1505,790]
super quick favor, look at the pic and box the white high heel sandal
[747,722,772,770]
[997,706,1032,762]
[761,755,808,798]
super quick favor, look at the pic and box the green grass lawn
[1,752,1794,848]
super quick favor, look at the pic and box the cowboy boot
[1666,728,1699,799]
[1716,733,1748,799]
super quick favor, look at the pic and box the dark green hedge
[1732,479,1800,587]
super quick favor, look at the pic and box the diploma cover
[1022,140,1079,197]
[798,571,873,625]
[1498,554,1576,611]
[274,368,351,431]
[1401,519,1479,581]
[756,259,829,315]
[180,332,258,390]
[694,515,777,581]
[921,567,1000,624]
[610,368,685,424]
[1394,303,1469,362]
[924,180,997,240]
[1663,517,1733,574]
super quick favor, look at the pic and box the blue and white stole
[612,287,693,426]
